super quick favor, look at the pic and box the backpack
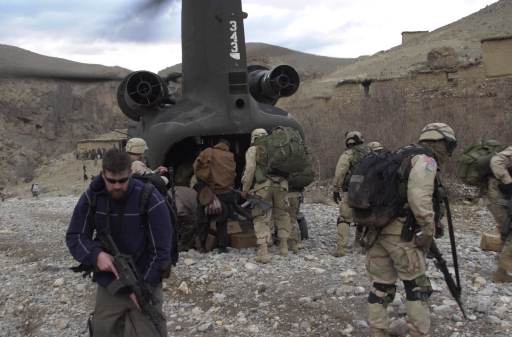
[193,146,236,191]
[347,145,433,228]
[287,148,315,190]
[254,126,311,180]
[341,144,373,190]
[456,140,505,186]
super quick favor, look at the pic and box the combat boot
[279,239,289,256]
[492,268,512,283]
[332,244,345,257]
[289,240,299,254]
[255,244,271,264]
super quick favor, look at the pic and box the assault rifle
[231,188,273,212]
[98,230,167,337]
[432,181,467,319]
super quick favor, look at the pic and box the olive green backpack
[254,126,314,187]
[456,140,505,186]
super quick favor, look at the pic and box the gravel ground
[1,196,511,337]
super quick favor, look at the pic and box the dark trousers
[197,191,236,250]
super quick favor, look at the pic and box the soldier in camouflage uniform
[242,128,291,263]
[332,131,371,256]
[487,146,512,282]
[368,141,385,153]
[365,123,456,337]
[125,138,169,185]
[287,188,303,253]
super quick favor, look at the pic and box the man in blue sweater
[66,149,173,337]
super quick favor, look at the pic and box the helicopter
[116,0,303,185]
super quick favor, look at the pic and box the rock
[311,267,326,274]
[178,281,191,294]
[245,262,258,271]
[299,321,311,331]
[473,276,486,288]
[342,323,354,335]
[248,324,259,333]
[53,278,64,287]
[197,322,212,332]
[340,270,357,283]
[389,318,408,336]
[76,283,86,292]
[175,325,182,331]
[353,320,369,329]
[433,304,453,315]
[299,296,313,304]
[475,296,492,313]
[212,293,226,304]
[54,319,68,329]
[183,258,196,266]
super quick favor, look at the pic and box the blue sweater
[66,175,173,287]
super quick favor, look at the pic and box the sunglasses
[104,176,130,184]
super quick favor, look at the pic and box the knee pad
[368,283,396,306]
[403,275,433,301]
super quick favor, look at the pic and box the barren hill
[323,0,512,82]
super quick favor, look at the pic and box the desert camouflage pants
[288,192,302,244]
[487,178,512,273]
[336,191,352,249]
[366,234,430,337]
[252,182,291,245]
[90,284,167,337]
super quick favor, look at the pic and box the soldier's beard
[109,188,126,200]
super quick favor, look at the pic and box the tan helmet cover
[125,138,148,154]
[368,141,384,151]
[345,130,364,146]
[251,128,268,144]
[418,123,456,142]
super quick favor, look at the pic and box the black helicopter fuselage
[118,0,302,185]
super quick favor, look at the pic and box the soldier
[242,128,291,263]
[365,123,456,337]
[368,141,386,153]
[487,146,512,282]
[193,139,237,253]
[332,131,371,256]
[287,188,304,253]
[66,149,173,336]
[31,183,39,199]
[125,137,169,185]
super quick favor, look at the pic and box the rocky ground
[1,195,512,337]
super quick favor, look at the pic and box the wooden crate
[480,232,503,252]
[229,231,257,249]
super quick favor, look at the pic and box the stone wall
[279,64,512,179]
[481,36,512,77]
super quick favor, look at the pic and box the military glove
[499,183,512,197]
[414,230,433,251]
[333,191,341,203]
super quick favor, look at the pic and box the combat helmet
[345,131,364,147]
[419,122,457,155]
[251,128,268,144]
[368,141,384,151]
[125,138,148,154]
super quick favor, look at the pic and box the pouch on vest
[456,141,505,186]
[347,145,433,228]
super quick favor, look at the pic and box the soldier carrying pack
[457,140,506,186]
[254,126,314,188]
[347,145,433,228]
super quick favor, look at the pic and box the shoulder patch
[423,156,437,172]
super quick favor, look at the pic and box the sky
[0,0,498,72]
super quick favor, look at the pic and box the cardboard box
[480,232,502,252]
[227,220,242,234]
[229,231,257,249]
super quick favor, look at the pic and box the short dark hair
[102,149,132,173]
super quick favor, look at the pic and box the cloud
[0,0,498,71]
